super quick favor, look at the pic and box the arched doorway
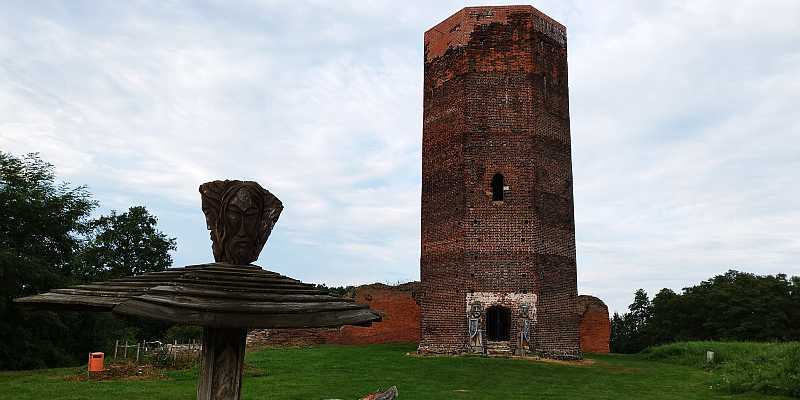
[486,305,511,341]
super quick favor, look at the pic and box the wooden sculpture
[15,180,381,400]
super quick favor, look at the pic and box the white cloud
[568,0,800,312]
[0,0,798,314]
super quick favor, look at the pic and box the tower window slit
[492,173,505,201]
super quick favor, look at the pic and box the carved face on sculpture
[199,180,283,265]
[223,187,261,263]
[470,303,482,319]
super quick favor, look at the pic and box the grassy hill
[0,343,794,399]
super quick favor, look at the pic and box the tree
[648,288,680,343]
[0,152,96,369]
[74,206,178,345]
[0,152,178,369]
[680,270,795,341]
[612,270,800,354]
[76,206,177,347]
[77,206,177,281]
[314,284,356,298]
[610,289,652,353]
[629,289,652,330]
[610,312,630,353]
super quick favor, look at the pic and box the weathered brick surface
[329,283,421,344]
[576,295,610,354]
[248,283,420,346]
[246,281,605,355]
[247,327,333,347]
[420,5,581,358]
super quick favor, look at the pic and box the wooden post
[124,341,128,358]
[114,340,119,360]
[197,327,247,400]
[136,342,141,362]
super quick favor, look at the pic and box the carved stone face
[223,187,260,264]
[199,180,283,265]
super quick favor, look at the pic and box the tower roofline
[424,5,567,62]
[425,5,565,36]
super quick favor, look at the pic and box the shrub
[642,341,800,397]
[164,325,203,344]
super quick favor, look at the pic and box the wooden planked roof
[14,263,381,329]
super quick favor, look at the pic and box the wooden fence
[113,339,202,364]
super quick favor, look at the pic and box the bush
[715,344,800,397]
[642,341,800,397]
[164,325,203,344]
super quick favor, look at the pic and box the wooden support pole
[114,340,119,360]
[197,327,247,400]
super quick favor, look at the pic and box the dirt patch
[532,357,596,367]
[407,352,595,366]
[242,363,267,377]
[64,363,170,381]
[598,364,642,374]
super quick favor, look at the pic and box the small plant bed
[63,362,169,382]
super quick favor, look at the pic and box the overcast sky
[1,1,798,313]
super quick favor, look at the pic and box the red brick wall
[328,283,420,344]
[248,283,420,346]
[577,295,610,353]
[248,328,333,347]
[420,6,580,358]
[248,286,607,356]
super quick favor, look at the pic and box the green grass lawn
[0,343,793,399]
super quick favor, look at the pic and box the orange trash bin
[88,352,104,372]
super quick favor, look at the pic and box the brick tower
[419,5,580,358]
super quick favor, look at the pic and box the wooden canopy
[14,180,382,399]
[14,262,381,329]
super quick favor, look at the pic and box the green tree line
[0,152,177,370]
[611,270,800,353]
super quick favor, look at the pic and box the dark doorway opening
[486,305,511,341]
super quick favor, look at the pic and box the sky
[1,0,798,314]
